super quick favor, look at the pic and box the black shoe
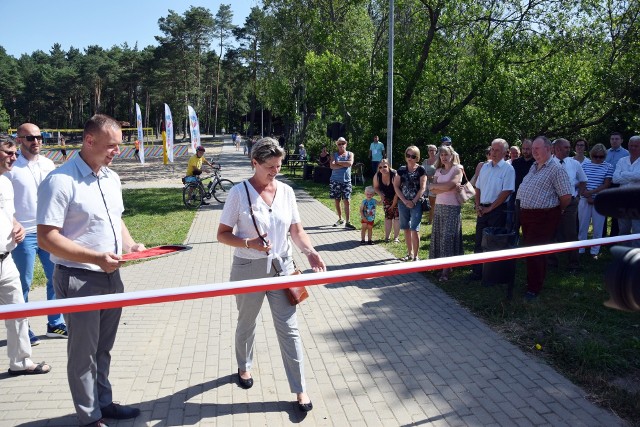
[100,403,140,420]
[201,201,210,205]
[297,401,313,412]
[237,369,253,389]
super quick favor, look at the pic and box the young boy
[360,186,378,245]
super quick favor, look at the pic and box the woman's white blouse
[220,180,300,262]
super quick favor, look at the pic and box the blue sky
[0,1,257,58]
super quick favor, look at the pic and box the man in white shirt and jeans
[0,134,51,376]
[6,123,67,345]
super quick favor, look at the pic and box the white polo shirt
[553,157,587,197]
[0,175,17,253]
[36,155,124,272]
[612,156,640,187]
[475,159,515,204]
[5,154,55,234]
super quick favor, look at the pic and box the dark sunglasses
[405,154,418,160]
[0,149,17,157]
[378,165,389,169]
[591,155,605,159]
[19,135,43,142]
[337,142,346,146]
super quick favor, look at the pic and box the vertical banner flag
[187,105,200,153]
[164,103,174,163]
[135,103,145,164]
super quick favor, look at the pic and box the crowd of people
[320,132,639,300]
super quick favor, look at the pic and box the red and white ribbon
[0,234,637,321]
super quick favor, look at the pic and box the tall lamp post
[387,0,394,167]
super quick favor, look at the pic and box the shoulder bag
[456,166,476,204]
[243,182,308,305]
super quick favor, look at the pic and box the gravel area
[110,144,223,189]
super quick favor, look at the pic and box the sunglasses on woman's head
[405,153,418,160]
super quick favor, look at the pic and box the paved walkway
[0,141,627,426]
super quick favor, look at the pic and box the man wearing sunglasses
[0,134,51,375]
[6,123,67,345]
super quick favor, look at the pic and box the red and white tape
[0,234,638,321]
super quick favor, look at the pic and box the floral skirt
[429,204,463,260]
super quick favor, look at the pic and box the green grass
[121,188,196,246]
[285,173,640,426]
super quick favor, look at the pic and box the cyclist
[185,146,216,205]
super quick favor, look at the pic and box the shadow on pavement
[14,374,308,426]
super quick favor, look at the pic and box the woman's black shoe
[237,369,253,389]
[297,401,313,412]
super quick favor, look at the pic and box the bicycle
[182,164,234,209]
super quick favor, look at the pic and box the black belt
[480,202,505,208]
[0,252,9,261]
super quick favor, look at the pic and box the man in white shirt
[37,115,146,426]
[0,134,51,376]
[470,138,515,280]
[6,123,67,346]
[550,138,587,271]
[612,135,640,246]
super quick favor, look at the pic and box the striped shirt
[582,161,614,192]
[516,157,572,209]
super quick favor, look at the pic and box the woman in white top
[217,137,326,413]
[428,146,464,281]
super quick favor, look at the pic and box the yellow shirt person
[185,146,213,176]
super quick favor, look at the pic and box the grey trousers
[231,256,306,393]
[54,265,123,426]
[0,255,33,371]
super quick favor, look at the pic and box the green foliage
[0,99,9,131]
[1,0,639,166]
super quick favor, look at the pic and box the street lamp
[387,0,394,167]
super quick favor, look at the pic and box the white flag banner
[135,103,145,164]
[187,105,200,153]
[164,103,174,163]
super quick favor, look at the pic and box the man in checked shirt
[516,136,572,302]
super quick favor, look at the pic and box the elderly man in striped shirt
[516,136,572,301]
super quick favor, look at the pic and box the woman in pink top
[428,146,464,281]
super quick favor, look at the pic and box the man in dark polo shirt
[511,138,534,193]
[516,136,572,301]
